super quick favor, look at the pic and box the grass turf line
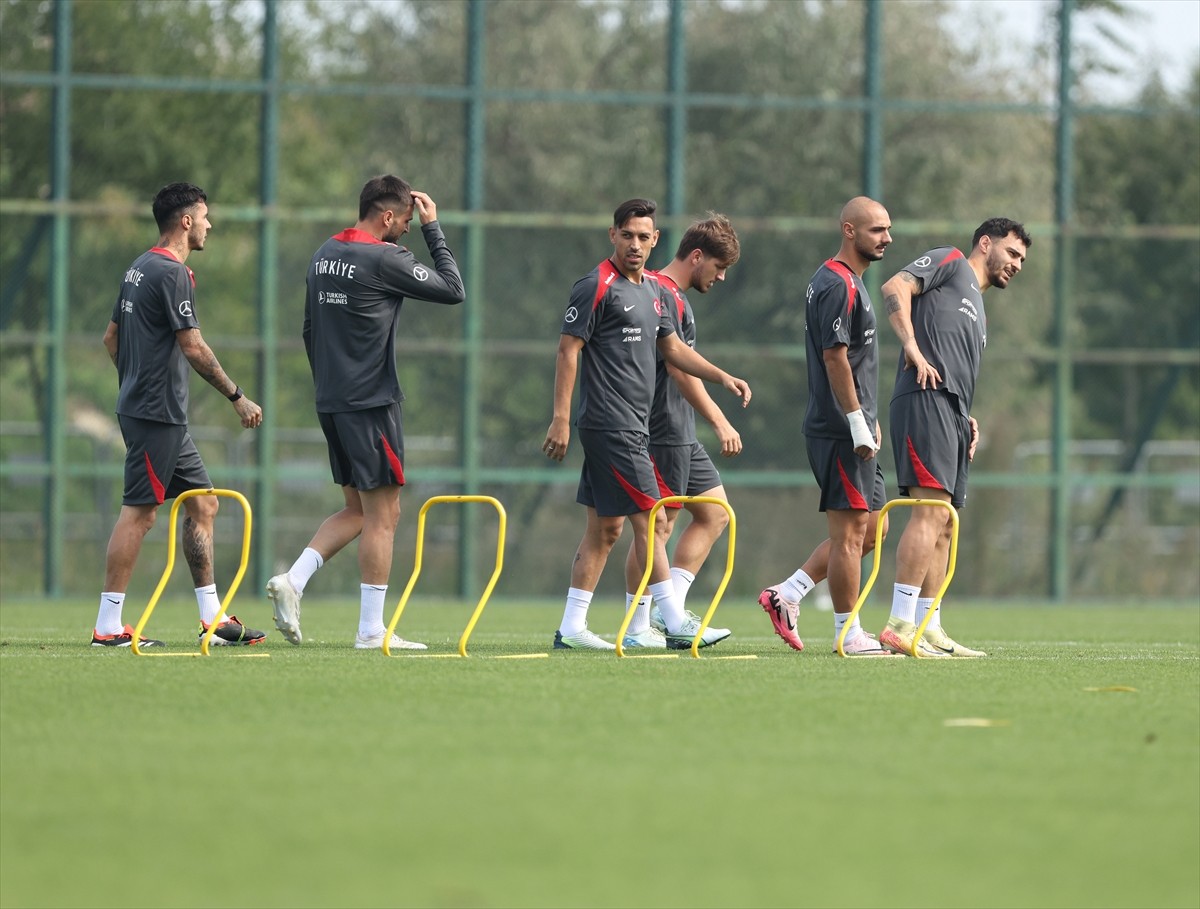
[1,598,1197,909]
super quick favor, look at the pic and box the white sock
[917,597,942,631]
[96,592,125,635]
[195,584,222,625]
[358,583,387,637]
[559,587,593,635]
[781,569,815,603]
[649,579,685,633]
[288,547,324,595]
[625,593,652,634]
[669,567,695,611]
[890,583,921,624]
[834,611,862,641]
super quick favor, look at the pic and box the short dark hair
[359,174,413,221]
[613,198,657,229]
[675,212,740,265]
[153,182,206,231]
[973,217,1033,250]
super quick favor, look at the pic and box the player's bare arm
[657,333,751,407]
[968,416,980,462]
[666,362,742,457]
[543,334,583,462]
[102,321,119,366]
[822,345,877,460]
[882,270,941,389]
[176,327,263,429]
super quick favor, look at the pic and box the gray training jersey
[648,270,698,446]
[560,259,675,433]
[891,246,986,416]
[304,222,464,414]
[110,247,202,425]
[803,258,879,439]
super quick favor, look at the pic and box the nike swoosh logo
[105,597,120,605]
[769,594,795,630]
[623,304,636,311]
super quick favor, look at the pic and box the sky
[954,0,1200,101]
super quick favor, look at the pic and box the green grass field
[1,597,1197,909]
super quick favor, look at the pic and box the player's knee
[599,523,624,548]
[187,495,219,526]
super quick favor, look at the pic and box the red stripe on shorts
[380,435,406,486]
[649,457,682,506]
[143,452,166,505]
[906,436,944,490]
[835,457,868,511]
[611,467,661,512]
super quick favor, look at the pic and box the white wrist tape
[846,410,878,450]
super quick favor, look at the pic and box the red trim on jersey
[332,228,385,245]
[380,435,406,486]
[824,258,858,314]
[906,436,944,490]
[649,270,687,321]
[835,457,868,510]
[594,259,620,310]
[143,453,166,505]
[150,246,195,287]
[937,248,965,267]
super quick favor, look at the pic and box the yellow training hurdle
[834,497,959,659]
[131,488,266,658]
[383,495,545,659]
[616,495,753,660]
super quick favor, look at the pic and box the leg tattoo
[182,515,215,587]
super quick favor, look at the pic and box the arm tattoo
[187,342,233,393]
[885,293,901,315]
[899,272,921,290]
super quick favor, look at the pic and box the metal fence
[1,0,1197,602]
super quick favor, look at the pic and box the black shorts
[805,435,887,512]
[318,403,406,491]
[890,390,971,508]
[118,415,212,506]
[576,428,676,517]
[650,441,722,498]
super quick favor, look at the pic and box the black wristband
[227,386,243,402]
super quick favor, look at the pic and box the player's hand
[411,191,437,225]
[234,396,262,429]
[968,416,979,462]
[847,409,878,460]
[902,341,941,389]
[542,419,569,462]
[712,417,742,458]
[723,375,752,407]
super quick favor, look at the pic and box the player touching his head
[266,174,465,650]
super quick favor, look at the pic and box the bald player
[758,196,898,656]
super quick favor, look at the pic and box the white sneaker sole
[266,577,303,646]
